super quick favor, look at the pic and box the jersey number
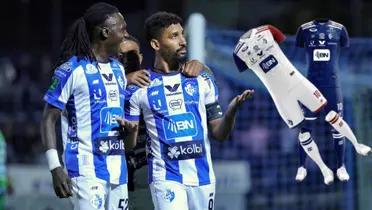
[208,198,214,210]
[118,198,128,210]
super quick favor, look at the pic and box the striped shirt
[44,56,128,184]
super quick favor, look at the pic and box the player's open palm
[51,167,72,198]
[231,89,255,108]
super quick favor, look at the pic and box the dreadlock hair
[144,11,183,44]
[54,2,119,68]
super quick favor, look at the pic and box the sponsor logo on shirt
[49,76,60,91]
[100,107,123,133]
[165,83,181,96]
[313,49,330,61]
[163,112,197,139]
[108,90,118,101]
[94,136,125,155]
[169,99,183,110]
[165,140,205,160]
[259,55,278,73]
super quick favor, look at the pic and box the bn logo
[313,49,330,61]
[259,55,278,73]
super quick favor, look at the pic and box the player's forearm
[40,105,60,150]
[124,125,138,150]
[210,105,238,141]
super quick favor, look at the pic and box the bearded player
[233,25,371,185]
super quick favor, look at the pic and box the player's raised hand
[182,59,204,77]
[231,89,255,108]
[51,167,73,198]
[116,116,138,133]
[127,70,151,87]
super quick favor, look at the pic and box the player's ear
[139,53,143,64]
[101,27,110,40]
[150,39,160,51]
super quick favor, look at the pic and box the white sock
[298,132,329,171]
[326,111,358,147]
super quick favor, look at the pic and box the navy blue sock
[333,133,345,168]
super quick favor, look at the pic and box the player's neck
[153,55,181,73]
[91,43,112,63]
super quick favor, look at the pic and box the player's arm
[208,90,254,141]
[40,104,72,198]
[41,61,76,198]
[116,117,139,150]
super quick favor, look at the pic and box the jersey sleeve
[201,72,219,105]
[268,25,286,44]
[43,61,76,110]
[124,85,141,121]
[295,26,305,47]
[340,26,350,47]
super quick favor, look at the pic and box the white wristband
[45,149,61,171]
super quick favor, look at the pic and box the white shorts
[150,180,215,210]
[70,176,128,210]
[272,78,327,128]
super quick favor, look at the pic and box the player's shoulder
[53,56,82,78]
[125,84,142,96]
[328,20,345,30]
[300,21,316,30]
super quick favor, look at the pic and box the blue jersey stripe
[182,76,210,185]
[111,61,128,184]
[147,73,182,183]
[83,61,110,181]
[64,95,80,177]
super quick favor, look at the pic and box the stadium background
[0,0,371,209]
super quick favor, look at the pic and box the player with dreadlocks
[41,2,138,209]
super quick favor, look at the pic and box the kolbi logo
[165,141,205,160]
[95,136,125,155]
[313,49,330,61]
[259,55,278,73]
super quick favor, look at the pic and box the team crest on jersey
[184,82,196,96]
[163,189,175,202]
[86,64,98,74]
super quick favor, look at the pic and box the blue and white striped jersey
[44,56,128,185]
[125,69,219,186]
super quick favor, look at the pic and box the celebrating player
[118,11,253,210]
[233,25,371,185]
[295,19,352,182]
[40,3,137,210]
